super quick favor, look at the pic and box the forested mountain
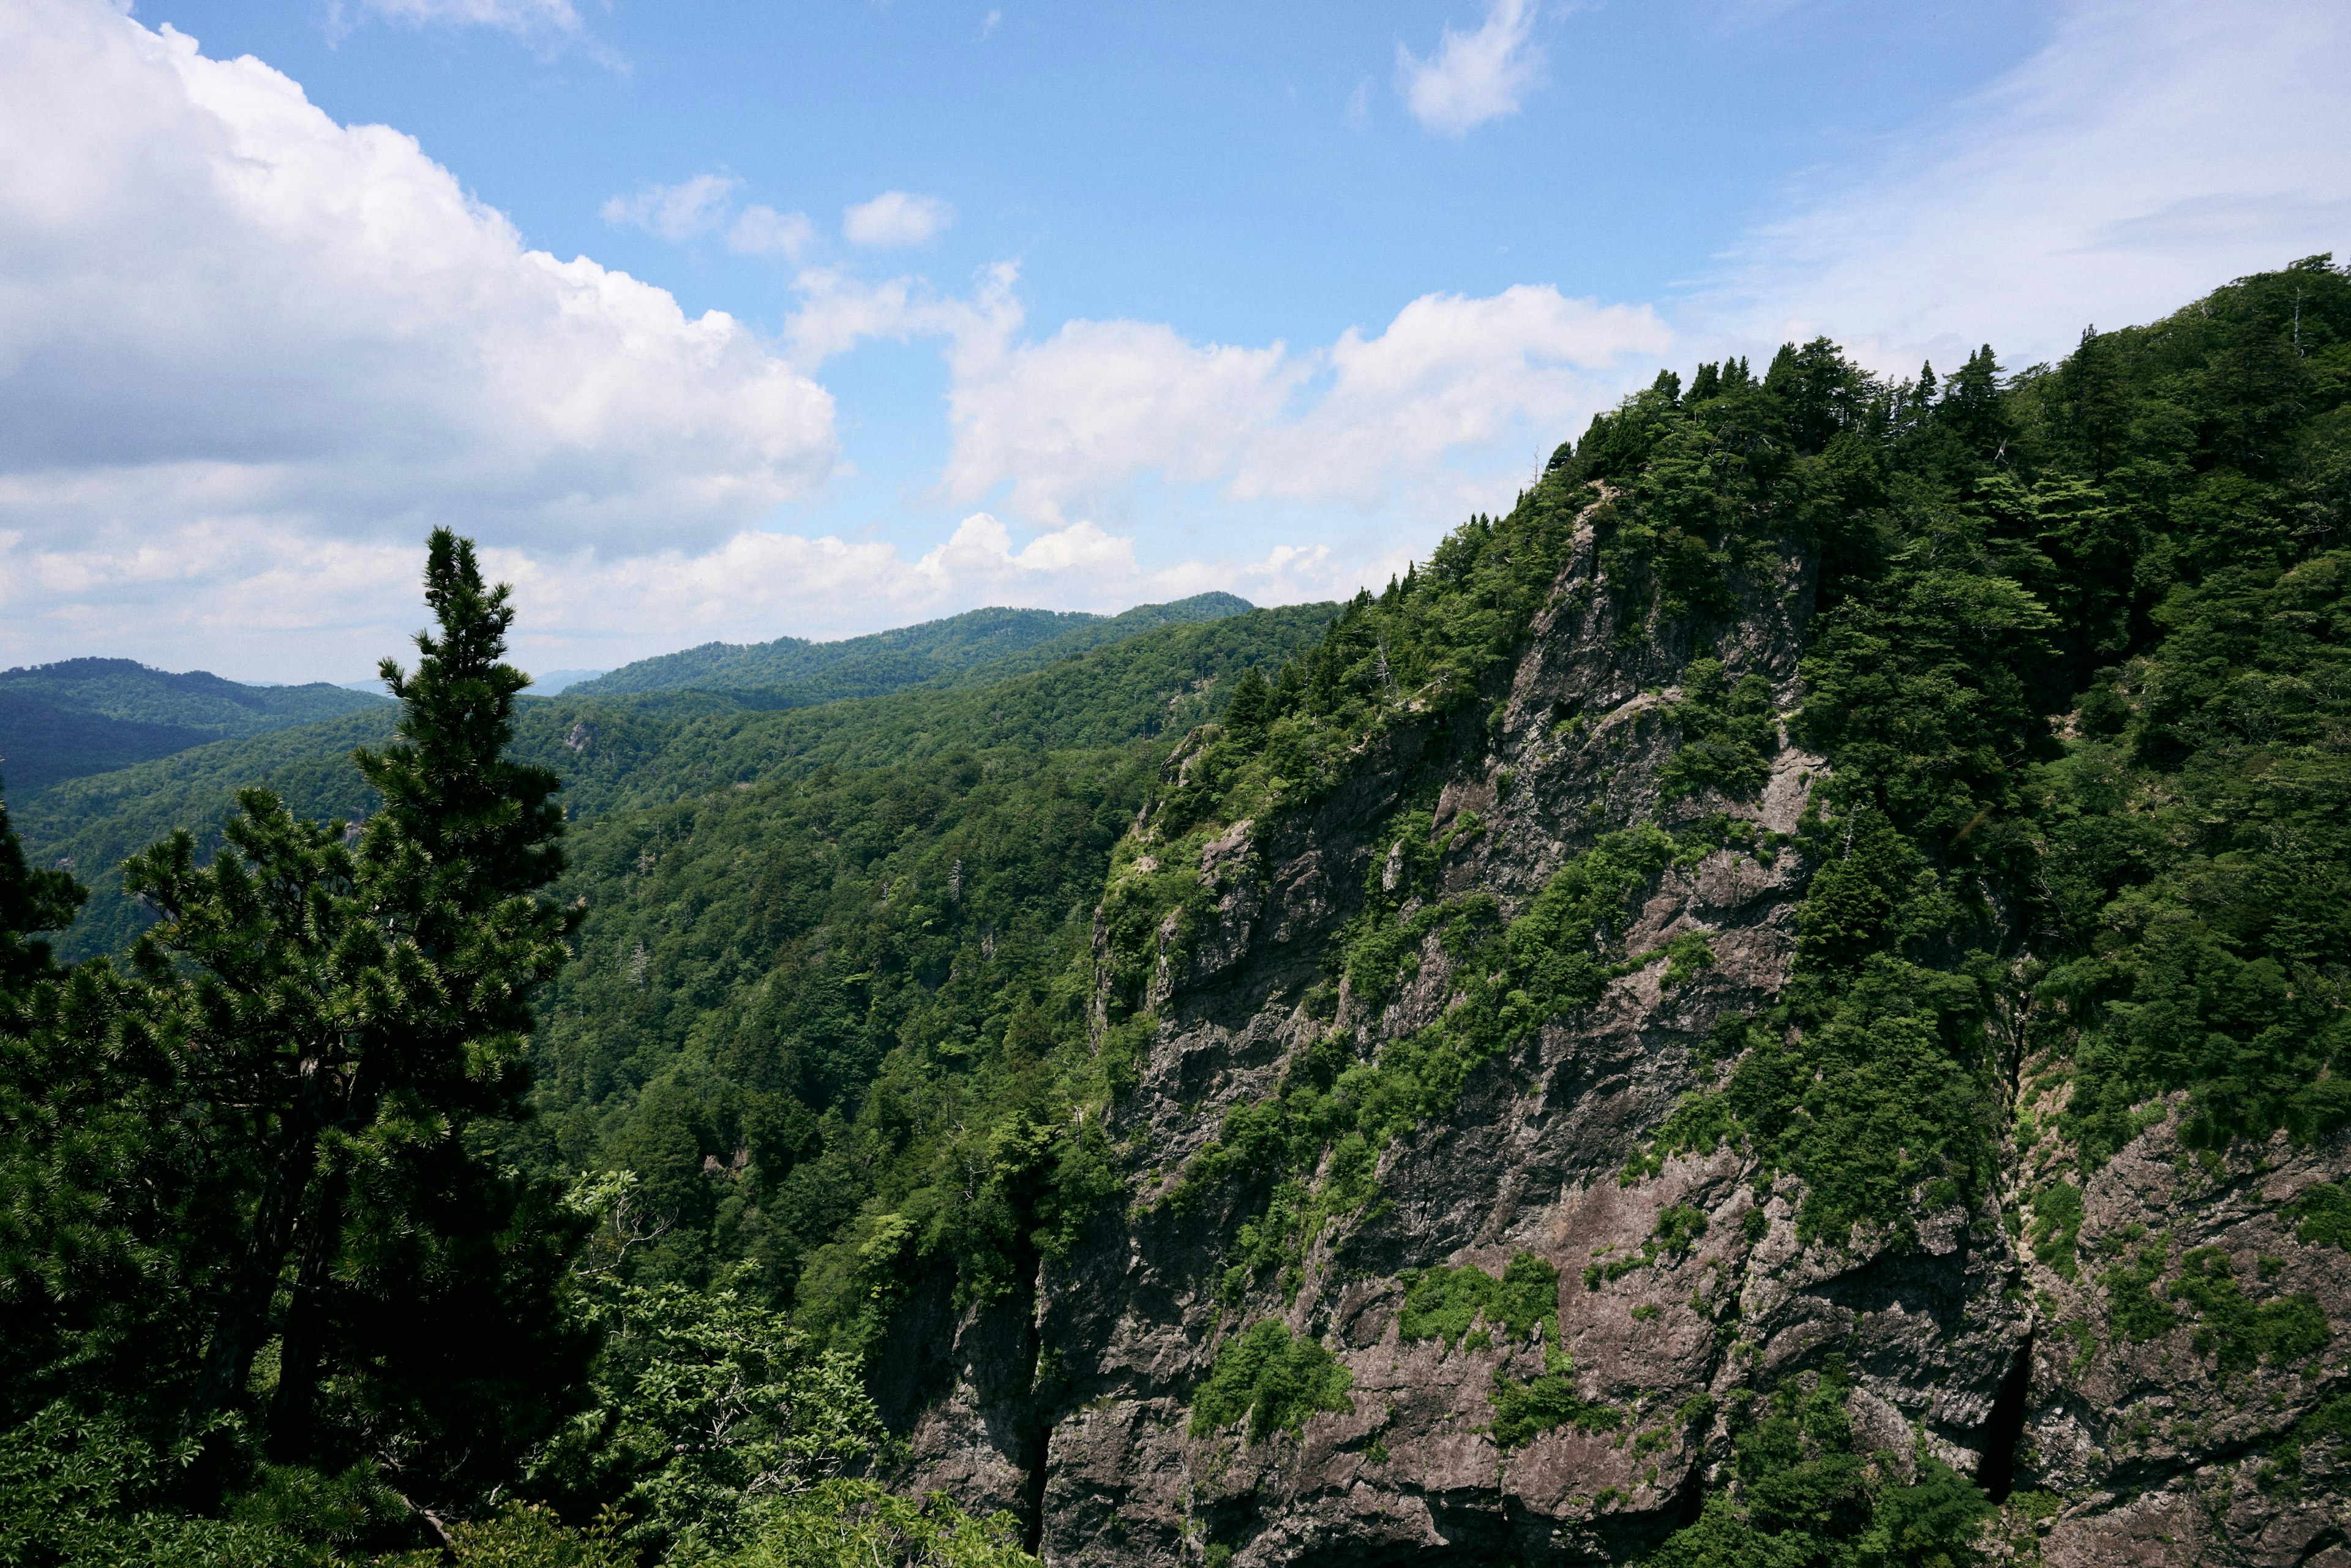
[17,600,1329,961]
[570,592,1253,702]
[0,658,388,790]
[5,258,2351,1567]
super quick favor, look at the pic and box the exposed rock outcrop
[898,515,2351,1566]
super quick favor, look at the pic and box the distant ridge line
[568,591,1254,700]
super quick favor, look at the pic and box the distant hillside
[569,592,1253,702]
[16,602,1335,959]
[0,657,390,791]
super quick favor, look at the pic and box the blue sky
[1,0,2345,681]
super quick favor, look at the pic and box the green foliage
[2028,1182,2083,1280]
[1656,658,1778,801]
[530,1283,893,1560]
[1187,1319,1354,1442]
[2292,1182,2351,1248]
[21,606,1334,962]
[712,1480,1035,1568]
[13,260,2351,1561]
[0,1401,394,1567]
[1636,957,1995,1248]
[1223,666,1272,738]
[2259,1391,2351,1495]
[378,1506,636,1568]
[1644,1360,1992,1567]
[2102,1242,2178,1342]
[15,708,402,958]
[0,533,591,1551]
[1487,1344,1622,1448]
[531,738,1151,1320]
[571,595,1250,700]
[1396,1252,1559,1349]
[1657,929,1716,988]
[1172,825,1710,1298]
[0,786,83,991]
[2165,1247,2330,1379]
[96,533,590,1496]
[2044,554,2351,1161]
[0,658,386,792]
[1586,1205,1708,1289]
[459,608,1327,1331]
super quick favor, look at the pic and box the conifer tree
[118,530,587,1499]
[1223,667,1272,738]
[1938,343,2011,462]
[0,782,186,1417]
[2060,326,2130,478]
[0,783,81,995]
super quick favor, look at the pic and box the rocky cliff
[894,478,2351,1567]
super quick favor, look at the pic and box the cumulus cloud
[0,6,1404,678]
[604,181,817,260]
[943,318,1302,520]
[0,0,837,555]
[729,204,817,260]
[491,514,1370,657]
[1397,0,1543,136]
[0,512,1367,679]
[1706,0,2351,372]
[843,190,954,248]
[940,282,1670,520]
[602,173,743,240]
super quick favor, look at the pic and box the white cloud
[1706,0,2351,373]
[729,204,817,260]
[943,317,1303,521]
[0,512,1370,680]
[0,0,836,556]
[843,190,954,248]
[341,0,580,35]
[979,9,1002,41]
[1397,0,1542,137]
[940,282,1670,520]
[1245,287,1668,500]
[778,260,1022,372]
[489,514,1372,659]
[602,173,743,241]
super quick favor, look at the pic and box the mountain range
[0,657,389,792]
[9,260,2351,1566]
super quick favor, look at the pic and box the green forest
[4,256,2348,1566]
[566,595,1252,701]
[0,661,389,792]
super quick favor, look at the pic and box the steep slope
[0,657,388,789]
[863,260,2351,1567]
[909,495,1850,1564]
[569,593,1253,702]
[506,602,1342,1295]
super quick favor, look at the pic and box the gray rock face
[898,518,2351,1566]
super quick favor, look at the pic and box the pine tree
[118,529,587,1502]
[1938,343,2012,463]
[1765,337,1865,455]
[2060,326,2130,479]
[0,782,201,1424]
[1223,667,1272,738]
[0,781,81,995]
